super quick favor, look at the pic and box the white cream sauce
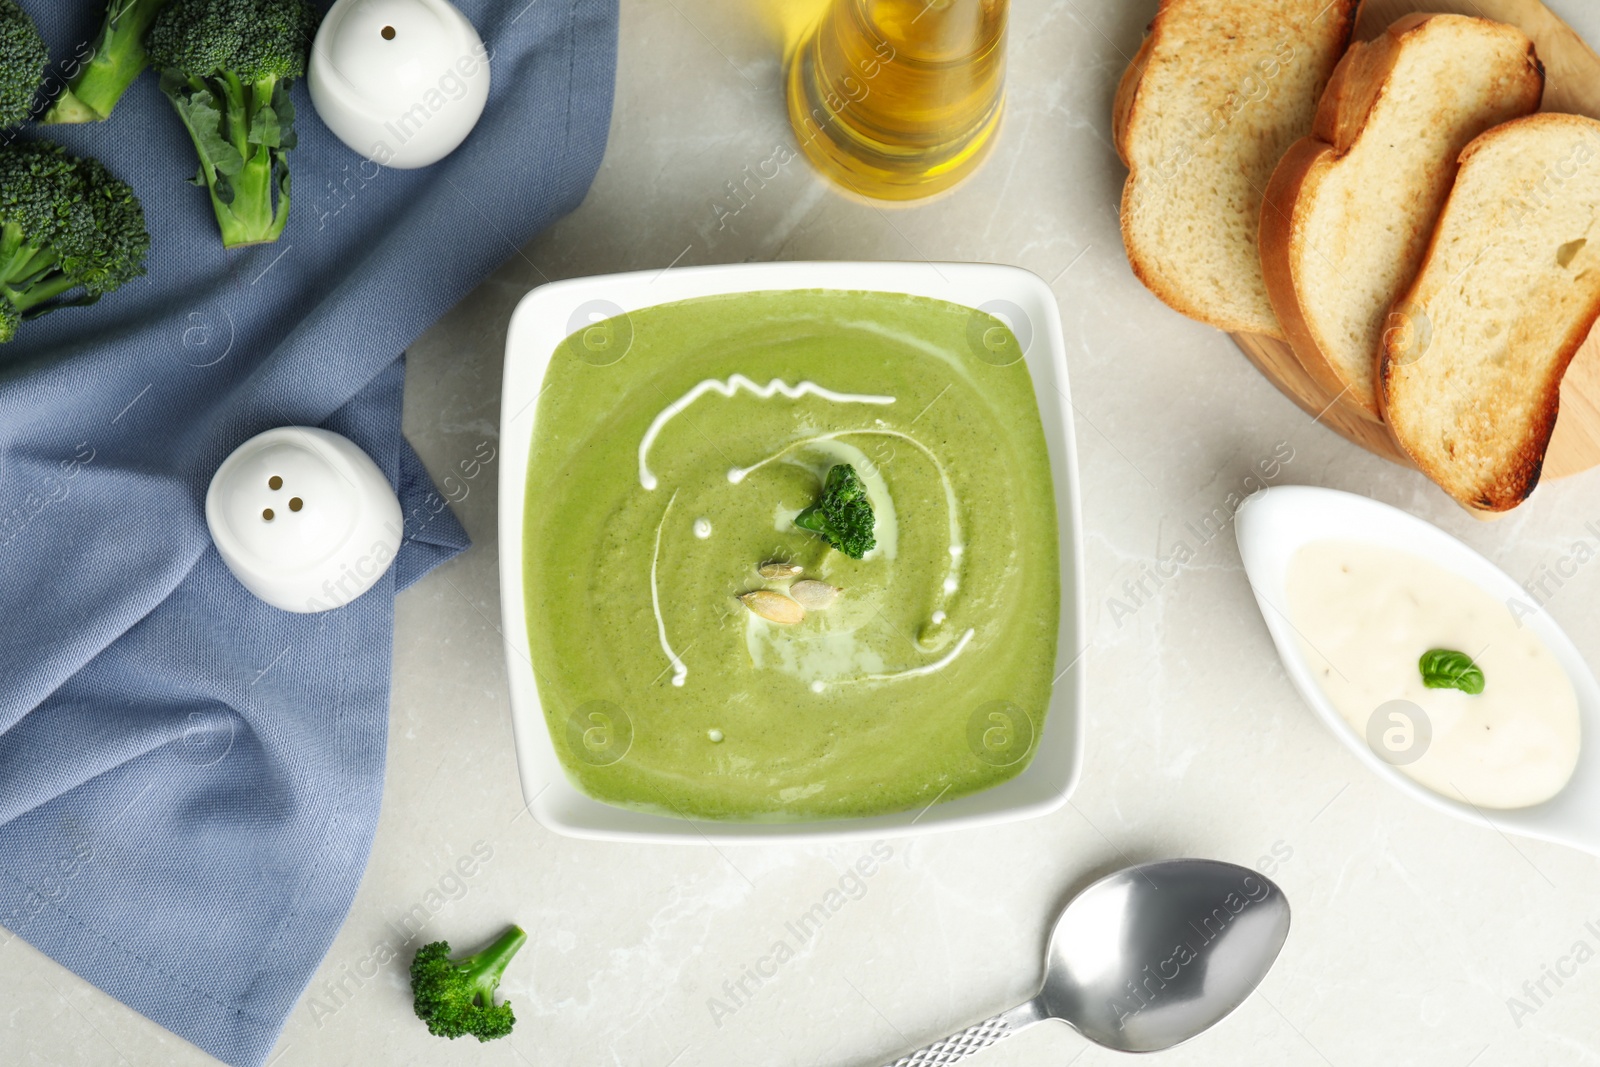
[650,491,689,688]
[1286,540,1579,810]
[734,429,972,689]
[642,376,974,693]
[732,428,961,590]
[859,628,976,683]
[638,376,895,490]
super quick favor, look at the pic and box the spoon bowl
[880,859,1290,1064]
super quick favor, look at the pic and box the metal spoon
[881,859,1291,1064]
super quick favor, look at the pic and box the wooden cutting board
[1233,0,1600,480]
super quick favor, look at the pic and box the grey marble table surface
[11,1,1600,1064]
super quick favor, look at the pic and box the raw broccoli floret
[0,139,149,342]
[409,926,527,1042]
[145,0,318,247]
[0,0,47,128]
[43,0,175,124]
[794,464,877,559]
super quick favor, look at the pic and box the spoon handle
[880,999,1044,1066]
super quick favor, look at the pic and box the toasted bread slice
[1261,14,1544,421]
[1115,0,1358,338]
[1380,113,1600,513]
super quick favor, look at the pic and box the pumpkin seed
[790,580,842,611]
[739,590,805,625]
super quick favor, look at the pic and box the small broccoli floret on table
[145,0,318,248]
[0,140,150,342]
[795,463,877,559]
[409,925,527,1042]
[0,0,48,128]
[43,0,176,124]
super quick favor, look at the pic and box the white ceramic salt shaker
[308,0,491,169]
[206,427,404,613]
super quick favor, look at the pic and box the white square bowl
[498,261,1085,842]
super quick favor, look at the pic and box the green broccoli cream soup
[523,290,1060,821]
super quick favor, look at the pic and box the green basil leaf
[1419,649,1485,695]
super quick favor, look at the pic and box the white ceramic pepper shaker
[308,0,491,169]
[206,427,404,613]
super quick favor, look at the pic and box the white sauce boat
[1236,485,1600,856]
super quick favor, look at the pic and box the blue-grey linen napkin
[0,2,617,1065]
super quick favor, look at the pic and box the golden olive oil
[786,0,1007,201]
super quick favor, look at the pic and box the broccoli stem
[48,53,146,123]
[217,75,287,248]
[0,229,42,281]
[220,71,247,152]
[214,146,285,248]
[42,0,174,124]
[170,73,290,248]
[42,87,104,125]
[461,925,528,1003]
[6,271,81,313]
[9,247,61,288]
[0,236,66,308]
